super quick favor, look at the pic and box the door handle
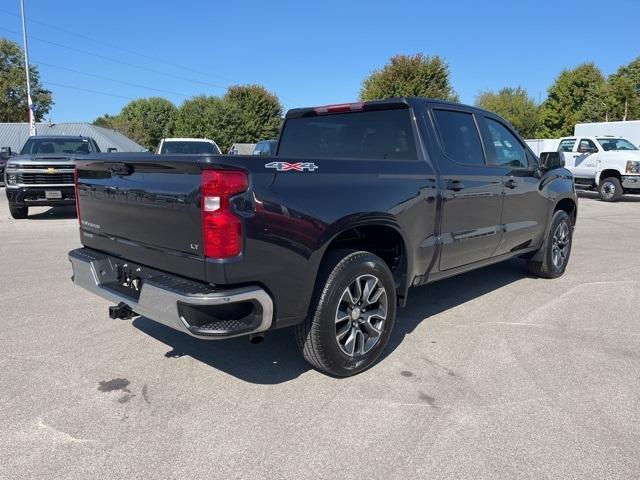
[445,180,465,191]
[504,178,518,189]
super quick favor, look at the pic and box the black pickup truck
[69,98,577,376]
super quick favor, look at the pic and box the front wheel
[598,177,622,202]
[295,250,397,377]
[9,204,28,219]
[528,210,573,278]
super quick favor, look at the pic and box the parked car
[157,138,221,155]
[68,98,577,376]
[228,143,256,155]
[0,146,13,185]
[557,135,640,201]
[4,135,100,219]
[253,139,278,156]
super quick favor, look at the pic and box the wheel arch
[318,221,411,306]
[597,168,622,185]
[554,197,577,226]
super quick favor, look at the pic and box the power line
[43,81,134,100]
[0,27,229,91]
[0,7,238,84]
[35,60,191,98]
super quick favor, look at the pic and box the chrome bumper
[68,248,273,339]
[622,175,640,189]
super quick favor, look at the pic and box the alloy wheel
[335,274,388,357]
[551,221,571,269]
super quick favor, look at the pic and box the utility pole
[20,0,36,136]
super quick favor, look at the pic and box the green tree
[360,53,458,102]
[608,57,640,121]
[170,95,234,148]
[223,84,283,147]
[170,85,283,152]
[0,38,53,122]
[93,113,117,129]
[538,63,609,137]
[475,87,540,138]
[118,97,177,149]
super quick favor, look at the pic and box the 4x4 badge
[265,161,318,172]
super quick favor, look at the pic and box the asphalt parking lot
[1,190,639,479]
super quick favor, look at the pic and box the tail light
[202,169,248,258]
[74,166,81,224]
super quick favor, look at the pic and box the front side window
[597,138,638,151]
[484,118,528,168]
[278,109,417,160]
[577,139,598,154]
[433,109,485,166]
[558,138,576,152]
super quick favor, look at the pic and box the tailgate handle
[105,162,133,176]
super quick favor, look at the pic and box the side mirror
[0,147,11,155]
[540,151,564,170]
[107,147,118,152]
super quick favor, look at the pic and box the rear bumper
[68,248,274,339]
[6,186,75,206]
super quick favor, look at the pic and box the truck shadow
[27,206,78,220]
[133,316,310,384]
[133,258,529,384]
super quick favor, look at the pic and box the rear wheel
[9,204,28,219]
[528,210,572,278]
[598,177,622,202]
[295,250,397,377]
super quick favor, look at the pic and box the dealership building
[0,122,144,153]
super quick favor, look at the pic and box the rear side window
[558,139,576,152]
[484,118,528,168]
[278,109,417,160]
[432,110,485,166]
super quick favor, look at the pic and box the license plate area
[103,261,146,301]
[45,190,62,199]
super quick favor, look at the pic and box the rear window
[278,109,417,160]
[160,141,219,154]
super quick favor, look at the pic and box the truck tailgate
[76,154,206,281]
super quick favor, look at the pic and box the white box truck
[574,120,640,148]
[525,138,560,155]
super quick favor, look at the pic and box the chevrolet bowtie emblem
[46,167,58,174]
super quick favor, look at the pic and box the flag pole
[20,0,37,136]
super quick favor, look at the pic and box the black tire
[598,177,622,202]
[295,250,397,377]
[528,210,572,278]
[9,204,28,219]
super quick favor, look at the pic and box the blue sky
[1,0,639,122]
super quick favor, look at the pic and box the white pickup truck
[557,136,640,201]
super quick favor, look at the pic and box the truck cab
[558,135,640,201]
